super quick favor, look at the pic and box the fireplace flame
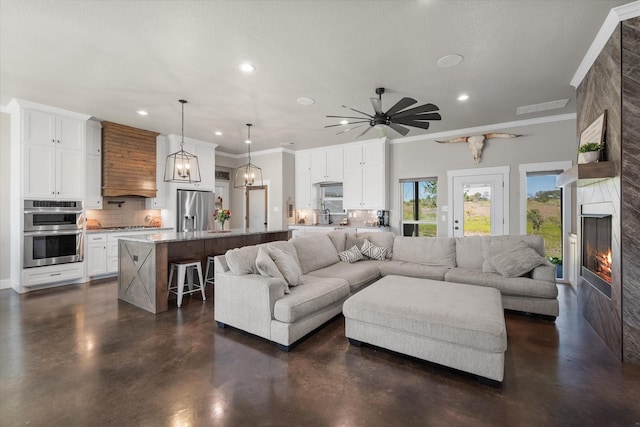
[595,248,612,283]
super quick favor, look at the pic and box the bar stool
[168,259,205,308]
[204,255,215,287]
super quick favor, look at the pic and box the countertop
[86,227,174,234]
[117,227,291,244]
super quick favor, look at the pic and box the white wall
[389,118,577,237]
[0,112,10,287]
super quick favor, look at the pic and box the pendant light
[234,123,263,189]
[164,99,201,183]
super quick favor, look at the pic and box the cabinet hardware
[50,272,62,276]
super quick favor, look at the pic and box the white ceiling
[0,0,629,154]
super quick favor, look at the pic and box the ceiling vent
[516,99,569,115]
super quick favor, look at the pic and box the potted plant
[578,142,603,164]
[548,256,563,279]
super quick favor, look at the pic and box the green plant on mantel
[578,142,603,153]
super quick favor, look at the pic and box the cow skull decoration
[436,133,521,164]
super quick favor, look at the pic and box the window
[401,178,437,237]
[320,183,343,213]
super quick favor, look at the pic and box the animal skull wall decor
[436,133,521,164]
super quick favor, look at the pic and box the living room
[1,1,640,425]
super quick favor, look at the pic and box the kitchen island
[117,228,291,313]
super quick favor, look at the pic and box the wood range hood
[102,121,160,198]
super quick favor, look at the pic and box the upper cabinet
[311,147,343,183]
[85,120,102,209]
[146,135,169,209]
[295,151,314,209]
[167,135,217,191]
[343,138,388,210]
[17,103,88,200]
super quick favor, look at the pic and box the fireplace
[581,205,613,298]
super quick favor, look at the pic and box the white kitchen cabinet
[311,147,343,183]
[168,136,217,191]
[86,234,108,277]
[146,136,168,209]
[22,262,85,288]
[85,120,102,209]
[23,109,85,150]
[343,139,388,209]
[295,151,313,209]
[21,107,86,200]
[23,144,84,199]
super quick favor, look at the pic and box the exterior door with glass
[451,173,506,237]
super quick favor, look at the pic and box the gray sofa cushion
[308,260,381,292]
[489,242,548,278]
[270,246,304,287]
[378,260,450,281]
[455,236,485,269]
[347,231,395,259]
[481,235,545,273]
[392,236,457,267]
[255,247,289,293]
[445,267,558,299]
[225,245,260,275]
[273,276,350,323]
[290,234,340,274]
[327,229,351,253]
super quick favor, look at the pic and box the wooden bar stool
[204,255,215,287]
[168,259,205,308]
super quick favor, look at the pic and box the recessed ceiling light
[297,97,315,106]
[437,54,464,68]
[137,110,148,116]
[239,62,256,73]
[215,131,223,136]
[340,120,349,125]
[457,94,469,101]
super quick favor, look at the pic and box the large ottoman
[342,275,507,384]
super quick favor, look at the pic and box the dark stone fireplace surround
[576,17,640,364]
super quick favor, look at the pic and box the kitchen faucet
[324,208,331,224]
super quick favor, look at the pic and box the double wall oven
[23,200,84,268]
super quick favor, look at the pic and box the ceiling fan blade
[392,103,440,119]
[391,118,432,130]
[370,97,383,115]
[336,125,364,135]
[324,120,370,128]
[384,97,417,116]
[392,113,442,122]
[388,123,411,136]
[326,115,370,120]
[342,105,373,118]
[355,126,373,139]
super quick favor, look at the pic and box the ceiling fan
[325,87,441,138]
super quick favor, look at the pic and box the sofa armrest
[214,271,286,340]
[531,261,556,283]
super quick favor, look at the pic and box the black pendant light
[234,124,263,189]
[164,99,201,183]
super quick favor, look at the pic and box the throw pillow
[255,247,289,294]
[225,246,260,275]
[360,239,388,261]
[488,241,548,278]
[269,246,304,287]
[481,240,521,273]
[338,245,364,263]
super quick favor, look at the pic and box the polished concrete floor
[1,281,639,427]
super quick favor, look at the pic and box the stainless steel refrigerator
[176,189,216,232]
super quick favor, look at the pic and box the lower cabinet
[22,262,85,288]
[87,234,108,276]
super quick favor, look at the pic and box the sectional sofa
[213,230,558,350]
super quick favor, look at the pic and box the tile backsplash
[86,197,161,228]
[295,209,378,227]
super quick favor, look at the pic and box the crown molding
[390,113,576,145]
[570,1,640,88]
[216,146,295,159]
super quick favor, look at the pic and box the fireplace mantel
[556,161,615,187]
